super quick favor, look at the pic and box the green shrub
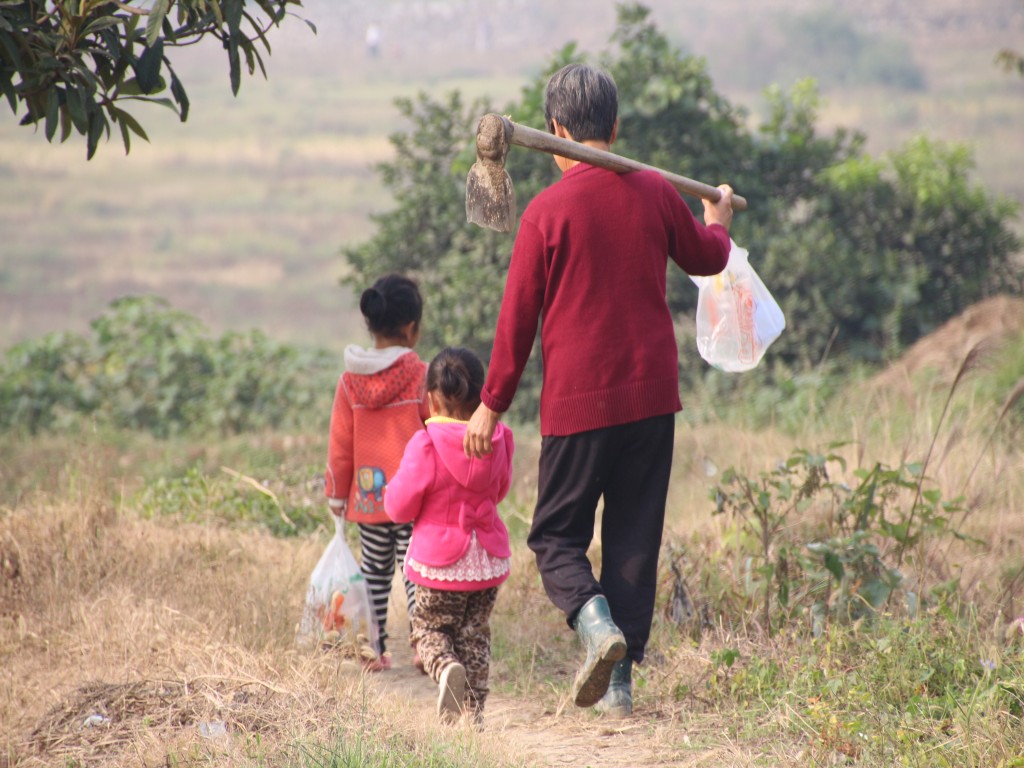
[708,446,970,636]
[0,296,337,437]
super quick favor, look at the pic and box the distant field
[1,0,1021,352]
[0,62,524,352]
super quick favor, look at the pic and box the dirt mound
[872,294,1024,389]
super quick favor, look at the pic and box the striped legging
[357,522,416,654]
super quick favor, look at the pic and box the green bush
[0,296,336,437]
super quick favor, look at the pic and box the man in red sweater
[464,63,734,716]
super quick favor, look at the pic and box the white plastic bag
[690,240,785,372]
[296,515,379,659]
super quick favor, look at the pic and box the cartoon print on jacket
[355,465,387,515]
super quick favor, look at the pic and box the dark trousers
[527,413,674,663]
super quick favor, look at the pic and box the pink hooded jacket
[384,418,514,580]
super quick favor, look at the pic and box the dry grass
[4,304,1024,765]
[3,409,1023,765]
[0,491,331,765]
[0,465,560,767]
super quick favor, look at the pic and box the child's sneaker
[437,662,466,723]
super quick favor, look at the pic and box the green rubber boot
[595,657,632,717]
[571,595,627,708]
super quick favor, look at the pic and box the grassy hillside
[1,0,1021,352]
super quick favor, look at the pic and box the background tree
[760,136,1023,368]
[996,46,1024,76]
[344,2,1023,422]
[0,0,310,158]
[995,2,1023,76]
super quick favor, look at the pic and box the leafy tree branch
[0,0,312,158]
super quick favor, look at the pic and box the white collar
[343,344,413,375]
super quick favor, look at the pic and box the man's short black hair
[544,64,618,142]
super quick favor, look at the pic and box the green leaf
[225,0,243,94]
[136,40,164,93]
[0,27,23,69]
[59,104,72,141]
[99,26,122,61]
[292,14,317,35]
[208,0,225,27]
[0,57,18,113]
[239,35,258,77]
[857,578,892,610]
[109,105,149,142]
[168,65,189,122]
[228,41,240,95]
[881,520,911,545]
[86,111,107,160]
[224,0,243,36]
[44,88,59,141]
[145,0,170,47]
[117,113,131,154]
[117,77,145,96]
[823,550,844,582]
[243,10,273,54]
[120,95,175,112]
[83,16,123,36]
[66,85,89,133]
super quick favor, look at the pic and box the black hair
[426,347,485,420]
[359,273,423,339]
[544,63,618,142]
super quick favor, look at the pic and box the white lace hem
[407,531,510,582]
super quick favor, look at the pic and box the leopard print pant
[410,585,498,714]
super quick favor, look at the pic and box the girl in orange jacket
[324,274,429,668]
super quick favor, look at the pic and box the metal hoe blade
[465,114,517,233]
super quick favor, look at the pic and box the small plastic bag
[690,240,785,372]
[296,515,379,661]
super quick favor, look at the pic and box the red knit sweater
[481,163,730,436]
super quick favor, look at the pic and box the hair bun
[359,286,386,323]
[426,347,485,419]
[359,274,423,339]
[441,362,470,402]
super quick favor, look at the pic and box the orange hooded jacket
[324,346,429,525]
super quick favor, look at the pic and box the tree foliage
[343,3,1023,421]
[0,0,310,158]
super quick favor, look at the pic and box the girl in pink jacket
[384,347,514,727]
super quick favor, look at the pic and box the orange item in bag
[322,590,347,631]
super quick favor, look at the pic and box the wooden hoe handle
[497,115,748,212]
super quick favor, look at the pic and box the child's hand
[328,498,348,516]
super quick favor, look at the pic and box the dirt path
[369,630,725,768]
